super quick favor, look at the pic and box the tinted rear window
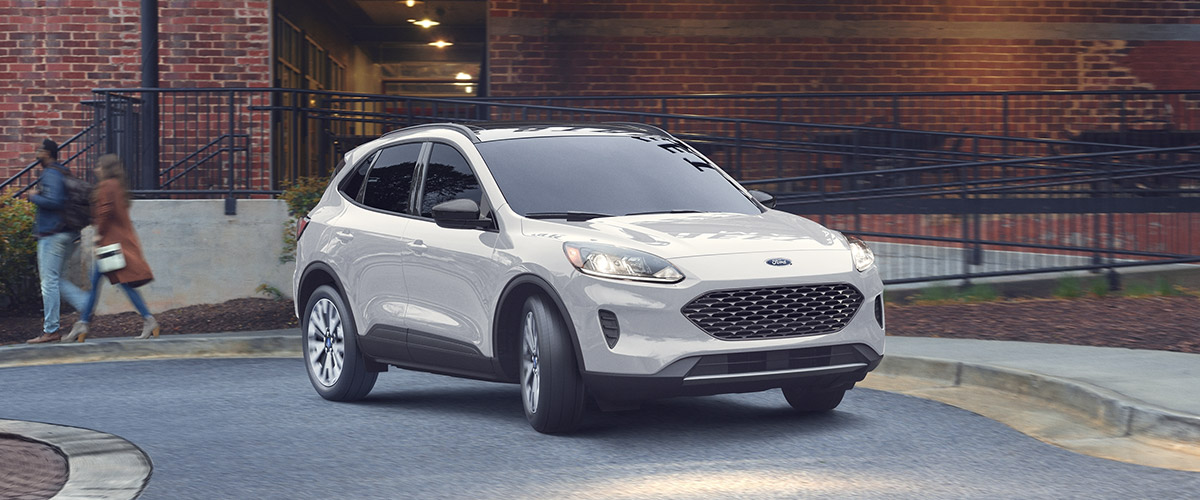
[476,135,759,216]
[362,143,422,214]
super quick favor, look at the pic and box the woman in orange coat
[62,154,159,342]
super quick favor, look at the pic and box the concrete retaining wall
[80,199,294,315]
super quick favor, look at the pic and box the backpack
[49,164,92,232]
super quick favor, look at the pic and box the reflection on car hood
[522,211,846,259]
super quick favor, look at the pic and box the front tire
[303,285,377,401]
[781,387,846,413]
[520,294,585,433]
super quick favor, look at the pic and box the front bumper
[583,343,882,402]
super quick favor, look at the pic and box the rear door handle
[334,231,354,242]
[408,240,427,252]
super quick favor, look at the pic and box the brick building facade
[489,1,1200,95]
[2,0,1198,184]
[0,0,270,176]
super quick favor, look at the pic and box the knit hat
[40,138,58,158]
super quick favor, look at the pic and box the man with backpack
[26,138,90,344]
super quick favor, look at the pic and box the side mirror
[431,198,488,229]
[749,190,776,209]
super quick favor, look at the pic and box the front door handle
[408,240,427,252]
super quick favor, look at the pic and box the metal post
[972,137,983,265]
[1001,94,1010,159]
[139,0,158,191]
[225,92,237,215]
[960,140,972,284]
[1106,160,1118,290]
[103,92,115,154]
[892,95,900,128]
[660,98,668,130]
[735,121,743,178]
[776,97,783,179]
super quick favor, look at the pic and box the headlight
[563,242,684,283]
[847,235,875,272]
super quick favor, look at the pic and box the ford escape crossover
[293,122,885,433]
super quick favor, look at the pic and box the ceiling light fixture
[408,18,440,28]
[429,40,453,48]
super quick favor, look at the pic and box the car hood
[520,210,847,259]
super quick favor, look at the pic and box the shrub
[0,189,39,309]
[913,285,956,304]
[1087,277,1110,298]
[1122,281,1154,297]
[1052,276,1084,299]
[279,177,329,264]
[962,284,999,302]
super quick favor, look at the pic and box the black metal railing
[0,117,105,196]
[750,145,1200,285]
[3,87,1198,286]
[480,89,1200,141]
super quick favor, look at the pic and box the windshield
[476,135,761,217]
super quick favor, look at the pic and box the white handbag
[95,243,127,273]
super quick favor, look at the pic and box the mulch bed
[886,295,1200,354]
[0,298,298,346]
[1,295,1198,354]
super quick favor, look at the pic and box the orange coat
[93,179,154,287]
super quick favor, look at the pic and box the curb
[873,355,1200,447]
[0,330,301,369]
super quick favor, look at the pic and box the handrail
[160,133,249,178]
[160,146,246,187]
[775,161,1200,205]
[1,122,100,195]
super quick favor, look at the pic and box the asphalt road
[3,358,1198,499]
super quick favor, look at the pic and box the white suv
[293,122,885,433]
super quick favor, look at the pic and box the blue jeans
[38,231,89,334]
[80,264,151,323]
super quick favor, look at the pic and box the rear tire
[520,294,586,433]
[303,285,377,401]
[781,387,846,413]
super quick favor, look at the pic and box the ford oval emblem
[766,258,792,266]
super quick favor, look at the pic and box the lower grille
[685,344,873,379]
[682,283,863,340]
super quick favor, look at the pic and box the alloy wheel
[307,298,345,387]
[520,311,541,414]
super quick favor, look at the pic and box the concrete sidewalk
[863,337,1200,472]
[2,331,1199,499]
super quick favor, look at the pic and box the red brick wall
[491,1,1200,23]
[488,1,1200,139]
[0,0,270,185]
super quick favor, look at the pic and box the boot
[137,316,160,339]
[27,332,62,344]
[61,322,89,343]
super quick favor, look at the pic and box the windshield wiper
[625,209,704,216]
[525,211,616,221]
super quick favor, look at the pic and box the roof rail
[381,122,480,143]
[605,121,671,136]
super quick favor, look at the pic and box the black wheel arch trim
[299,261,349,308]
[299,261,387,372]
[492,273,586,381]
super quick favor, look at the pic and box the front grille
[685,344,871,378]
[681,283,863,340]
